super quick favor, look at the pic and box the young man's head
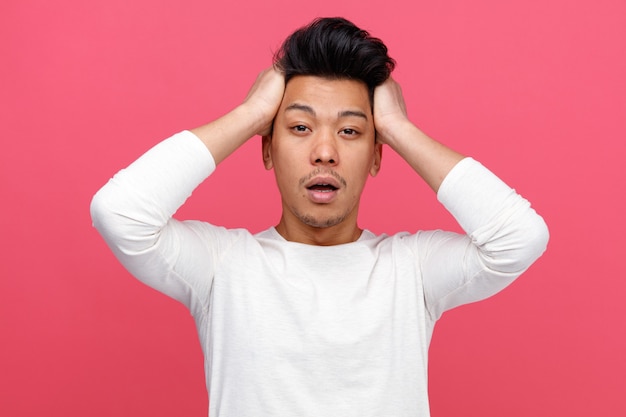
[263,17,395,244]
[273,17,395,105]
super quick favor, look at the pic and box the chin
[297,212,348,229]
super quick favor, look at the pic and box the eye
[340,128,359,136]
[291,125,310,133]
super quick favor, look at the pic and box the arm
[191,67,285,164]
[373,78,464,192]
[418,158,549,319]
[373,79,549,317]
[90,68,285,310]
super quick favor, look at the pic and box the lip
[305,176,341,204]
[304,176,341,190]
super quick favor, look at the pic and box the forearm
[421,158,549,318]
[90,131,225,310]
[191,67,285,164]
[373,78,464,191]
[438,158,549,273]
[382,120,464,192]
[190,103,266,165]
[90,131,213,253]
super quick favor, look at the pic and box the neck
[275,218,363,246]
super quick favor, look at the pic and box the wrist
[237,101,275,137]
[378,117,418,149]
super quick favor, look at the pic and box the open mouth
[307,183,338,192]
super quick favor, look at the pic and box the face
[262,76,382,235]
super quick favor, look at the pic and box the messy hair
[274,17,396,102]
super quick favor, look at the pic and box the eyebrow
[285,103,369,121]
[338,110,368,120]
[285,103,316,115]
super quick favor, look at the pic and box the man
[91,17,548,416]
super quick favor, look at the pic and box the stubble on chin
[293,208,348,229]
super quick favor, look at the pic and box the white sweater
[91,130,549,417]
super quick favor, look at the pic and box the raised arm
[373,78,549,318]
[191,67,285,164]
[373,77,464,192]
[90,68,285,310]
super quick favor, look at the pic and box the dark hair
[274,17,395,102]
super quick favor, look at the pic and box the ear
[369,142,382,177]
[262,135,274,170]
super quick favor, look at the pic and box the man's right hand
[242,67,285,137]
[191,67,285,165]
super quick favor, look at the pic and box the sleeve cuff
[437,157,517,234]
[179,130,216,175]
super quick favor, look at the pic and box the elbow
[90,184,111,233]
[509,211,550,273]
[90,180,164,256]
[90,181,129,236]
[478,210,550,275]
[90,181,139,244]
[521,212,550,266]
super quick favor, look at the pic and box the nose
[311,130,338,166]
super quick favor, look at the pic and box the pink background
[2,0,625,415]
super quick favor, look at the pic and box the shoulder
[360,229,470,258]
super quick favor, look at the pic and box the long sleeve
[90,131,232,315]
[418,157,549,319]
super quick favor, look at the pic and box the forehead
[280,76,371,115]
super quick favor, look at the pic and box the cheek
[272,158,302,195]
[355,151,377,177]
